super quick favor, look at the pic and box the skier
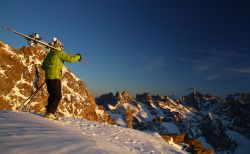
[42,38,81,120]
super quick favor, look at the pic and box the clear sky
[1,0,250,97]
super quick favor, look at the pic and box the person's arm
[58,50,81,63]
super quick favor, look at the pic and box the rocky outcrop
[95,92,117,110]
[175,89,222,111]
[136,93,154,103]
[226,93,250,105]
[161,134,213,154]
[0,41,114,124]
[161,133,186,144]
[220,93,250,139]
[199,113,237,152]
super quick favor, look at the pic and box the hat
[52,37,64,49]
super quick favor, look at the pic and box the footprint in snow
[132,140,140,144]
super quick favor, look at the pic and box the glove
[76,53,82,61]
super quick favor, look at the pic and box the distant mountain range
[96,90,250,153]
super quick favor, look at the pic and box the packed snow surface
[0,110,187,154]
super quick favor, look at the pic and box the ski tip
[0,25,5,29]
[0,25,10,31]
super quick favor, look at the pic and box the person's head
[52,37,64,50]
[35,33,40,39]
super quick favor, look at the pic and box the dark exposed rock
[220,94,250,139]
[136,93,153,103]
[95,92,117,110]
[199,113,237,152]
[226,93,250,105]
[175,89,221,111]
[161,133,213,154]
[161,133,186,143]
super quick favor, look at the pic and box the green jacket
[42,44,80,79]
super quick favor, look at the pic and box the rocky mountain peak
[226,93,250,105]
[96,91,135,110]
[135,93,153,103]
[0,40,114,124]
[115,91,133,104]
[175,89,222,111]
[95,92,116,109]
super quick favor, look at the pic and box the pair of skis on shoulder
[0,25,88,62]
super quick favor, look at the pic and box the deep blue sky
[1,0,250,97]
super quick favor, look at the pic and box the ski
[1,25,88,62]
[0,25,58,50]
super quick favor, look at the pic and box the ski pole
[17,82,45,110]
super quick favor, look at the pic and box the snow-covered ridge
[0,110,186,154]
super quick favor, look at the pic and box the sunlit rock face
[0,41,114,124]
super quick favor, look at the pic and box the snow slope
[229,131,250,154]
[0,110,187,154]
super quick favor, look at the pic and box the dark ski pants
[45,79,62,114]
